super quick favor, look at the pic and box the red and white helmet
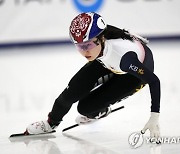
[69,12,107,44]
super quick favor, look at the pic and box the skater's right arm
[120,51,160,113]
[120,51,160,139]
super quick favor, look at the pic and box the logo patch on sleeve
[129,64,144,75]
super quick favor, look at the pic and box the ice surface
[0,41,180,154]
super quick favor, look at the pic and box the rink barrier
[0,35,180,49]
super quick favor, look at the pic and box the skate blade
[9,130,56,142]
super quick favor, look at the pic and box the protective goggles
[75,40,99,52]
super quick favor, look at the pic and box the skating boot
[75,106,111,125]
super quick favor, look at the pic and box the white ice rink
[0,41,180,154]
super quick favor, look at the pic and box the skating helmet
[69,12,107,44]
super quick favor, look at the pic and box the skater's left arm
[120,51,160,139]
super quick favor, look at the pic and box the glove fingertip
[141,130,145,134]
[141,127,148,134]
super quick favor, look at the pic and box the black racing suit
[48,43,160,124]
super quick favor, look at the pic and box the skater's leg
[77,73,145,118]
[48,60,112,123]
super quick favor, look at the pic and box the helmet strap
[97,37,105,58]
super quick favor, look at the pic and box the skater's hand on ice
[141,112,160,140]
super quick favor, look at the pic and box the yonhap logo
[128,132,144,148]
[128,132,180,148]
